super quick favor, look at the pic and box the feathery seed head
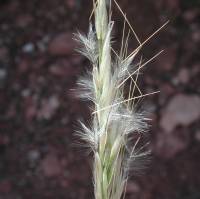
[74,0,164,198]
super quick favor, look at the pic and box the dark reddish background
[0,0,200,198]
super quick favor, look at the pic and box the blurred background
[0,0,200,198]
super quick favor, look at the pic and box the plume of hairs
[74,0,167,198]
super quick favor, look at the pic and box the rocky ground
[0,0,200,199]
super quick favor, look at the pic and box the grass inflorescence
[74,0,168,198]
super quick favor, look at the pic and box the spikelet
[74,0,167,198]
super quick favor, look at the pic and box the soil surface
[0,0,200,199]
